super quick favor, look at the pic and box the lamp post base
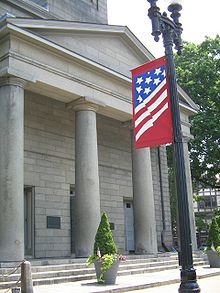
[179,268,200,292]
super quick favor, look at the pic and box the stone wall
[24,91,172,257]
[24,91,75,258]
[46,0,108,23]
[0,0,108,23]
[97,115,132,252]
[0,2,32,18]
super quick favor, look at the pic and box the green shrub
[93,212,117,256]
[207,216,220,250]
[86,212,119,283]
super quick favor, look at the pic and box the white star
[136,86,143,94]
[144,87,151,95]
[145,77,152,84]
[154,78,161,85]
[137,95,143,103]
[155,67,162,75]
[136,77,143,85]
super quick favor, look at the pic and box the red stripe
[134,97,168,137]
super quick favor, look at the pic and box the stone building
[0,0,197,261]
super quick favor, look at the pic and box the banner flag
[131,56,173,149]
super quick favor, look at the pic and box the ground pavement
[130,275,220,292]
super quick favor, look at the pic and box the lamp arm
[147,0,161,42]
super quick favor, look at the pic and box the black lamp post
[147,1,200,292]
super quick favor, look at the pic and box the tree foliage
[206,216,220,249]
[174,35,220,188]
[195,214,208,233]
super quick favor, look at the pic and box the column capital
[182,134,194,143]
[66,96,105,112]
[121,120,133,130]
[0,77,27,88]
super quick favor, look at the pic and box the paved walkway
[129,275,220,292]
[3,265,219,293]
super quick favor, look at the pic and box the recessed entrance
[24,187,35,257]
[124,201,135,252]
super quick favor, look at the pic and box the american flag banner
[131,56,173,149]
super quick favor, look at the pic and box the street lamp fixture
[147,1,200,292]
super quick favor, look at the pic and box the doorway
[24,187,35,257]
[124,201,135,252]
[70,185,75,254]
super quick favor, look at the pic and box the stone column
[72,97,101,257]
[0,77,26,262]
[183,138,197,250]
[132,141,158,254]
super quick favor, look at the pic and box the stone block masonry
[24,91,172,257]
[24,92,75,258]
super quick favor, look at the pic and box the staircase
[0,252,208,290]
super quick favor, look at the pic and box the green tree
[174,35,220,188]
[195,214,208,233]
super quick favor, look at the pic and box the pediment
[35,31,146,78]
[7,19,154,78]
[2,18,198,115]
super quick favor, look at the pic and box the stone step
[0,252,206,273]
[0,255,206,280]
[0,251,206,269]
[0,259,208,289]
[0,253,208,289]
[0,255,175,274]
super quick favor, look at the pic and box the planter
[207,250,220,268]
[94,259,120,284]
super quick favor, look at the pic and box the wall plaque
[47,216,61,229]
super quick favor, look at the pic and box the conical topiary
[93,212,117,256]
[207,216,220,249]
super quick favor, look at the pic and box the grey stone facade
[24,91,172,257]
[45,0,108,23]
[0,0,198,261]
[1,0,107,23]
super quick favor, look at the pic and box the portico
[0,14,197,261]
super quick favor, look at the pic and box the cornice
[8,51,131,104]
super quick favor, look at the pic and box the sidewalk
[15,265,220,293]
[129,275,220,292]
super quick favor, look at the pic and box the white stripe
[153,102,168,121]
[135,89,167,127]
[135,79,166,115]
[148,89,167,112]
[135,102,145,114]
[136,102,169,141]
[135,109,150,127]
